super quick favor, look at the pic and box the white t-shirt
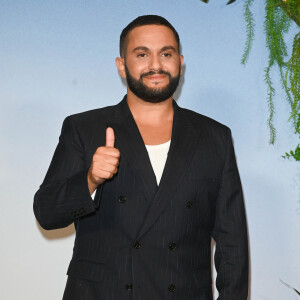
[92,140,171,199]
[145,140,171,185]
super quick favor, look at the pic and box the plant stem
[279,0,300,27]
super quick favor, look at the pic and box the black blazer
[34,96,248,300]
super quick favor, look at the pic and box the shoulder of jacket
[180,106,230,133]
[62,104,119,130]
[68,104,116,121]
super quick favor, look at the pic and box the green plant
[200,0,300,161]
[242,0,300,161]
[283,112,300,160]
[241,0,255,65]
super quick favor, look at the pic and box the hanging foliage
[264,0,292,144]
[241,0,255,65]
[279,0,300,27]
[283,31,300,161]
[200,0,300,161]
[242,0,300,161]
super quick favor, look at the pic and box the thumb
[106,127,115,147]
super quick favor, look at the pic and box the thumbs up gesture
[87,127,120,194]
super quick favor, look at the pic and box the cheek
[164,60,181,74]
[127,62,148,76]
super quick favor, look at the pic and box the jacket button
[168,284,176,292]
[126,284,133,290]
[186,201,193,209]
[133,241,142,249]
[118,195,127,204]
[169,243,177,251]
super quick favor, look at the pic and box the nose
[148,54,162,71]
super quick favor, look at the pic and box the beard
[125,64,181,103]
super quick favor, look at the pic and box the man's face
[117,25,184,103]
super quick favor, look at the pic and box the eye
[162,52,172,58]
[137,53,147,58]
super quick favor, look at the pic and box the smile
[144,75,167,80]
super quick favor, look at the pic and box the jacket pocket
[67,258,105,283]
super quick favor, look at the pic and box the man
[34,15,248,300]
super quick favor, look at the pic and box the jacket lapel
[109,96,202,238]
[110,97,158,204]
[136,101,201,238]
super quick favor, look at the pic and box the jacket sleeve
[212,128,249,300]
[33,116,101,230]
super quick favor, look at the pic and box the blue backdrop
[0,1,299,299]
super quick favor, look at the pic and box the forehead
[126,25,178,50]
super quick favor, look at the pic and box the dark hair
[119,15,180,57]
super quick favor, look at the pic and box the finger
[103,148,120,158]
[97,161,118,173]
[106,127,115,148]
[97,165,118,178]
[94,149,120,161]
[96,169,114,180]
[103,156,119,166]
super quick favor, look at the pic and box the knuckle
[97,146,106,154]
[99,171,108,179]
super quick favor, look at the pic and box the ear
[179,55,184,75]
[115,57,126,79]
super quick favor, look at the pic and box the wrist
[87,172,100,195]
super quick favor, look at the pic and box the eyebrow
[132,45,177,53]
[160,46,177,52]
[132,46,150,52]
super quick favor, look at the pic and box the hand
[87,127,120,194]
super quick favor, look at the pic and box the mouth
[144,74,167,81]
[141,70,171,81]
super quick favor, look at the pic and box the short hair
[119,15,180,57]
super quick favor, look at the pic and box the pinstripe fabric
[34,96,248,300]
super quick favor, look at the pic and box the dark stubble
[125,63,181,103]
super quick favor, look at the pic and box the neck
[126,89,174,125]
